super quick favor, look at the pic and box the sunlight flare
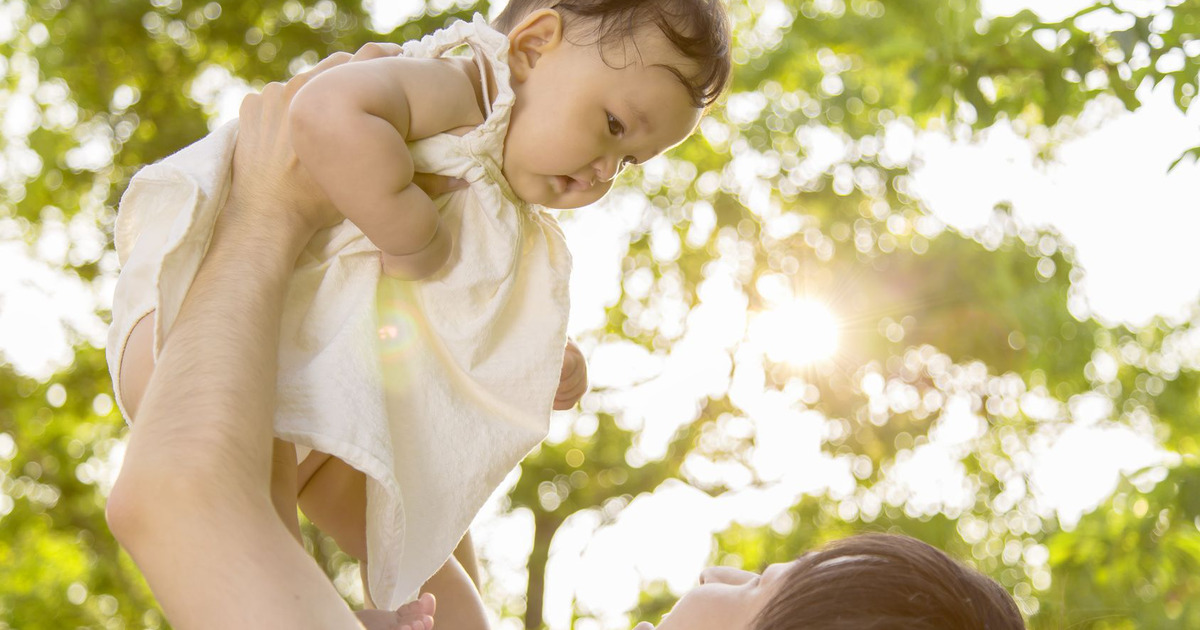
[751,299,840,366]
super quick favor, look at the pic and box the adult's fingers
[283,40,400,97]
[233,74,338,231]
[260,80,287,102]
[309,50,354,74]
[282,41,402,99]
[352,41,404,61]
[285,51,353,97]
[238,90,261,121]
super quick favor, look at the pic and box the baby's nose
[594,156,621,183]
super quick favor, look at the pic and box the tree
[1,0,1198,628]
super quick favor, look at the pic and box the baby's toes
[355,609,409,630]
[398,615,433,630]
[395,593,435,618]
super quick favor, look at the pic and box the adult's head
[635,533,1025,630]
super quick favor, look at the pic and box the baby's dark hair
[492,0,732,109]
[753,533,1026,630]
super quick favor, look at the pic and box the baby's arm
[289,54,482,279]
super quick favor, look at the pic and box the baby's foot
[355,593,436,630]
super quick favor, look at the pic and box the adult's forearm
[108,199,360,629]
[105,46,422,630]
[125,203,305,489]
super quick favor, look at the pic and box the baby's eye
[619,155,639,170]
[606,112,625,136]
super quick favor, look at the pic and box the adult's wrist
[218,190,315,265]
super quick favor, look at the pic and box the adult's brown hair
[753,533,1026,630]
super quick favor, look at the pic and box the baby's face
[505,15,702,209]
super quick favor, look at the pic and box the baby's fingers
[560,342,587,383]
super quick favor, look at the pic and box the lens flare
[376,295,425,396]
[378,298,421,358]
[752,299,840,366]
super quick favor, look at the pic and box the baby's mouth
[554,174,590,193]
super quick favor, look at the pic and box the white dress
[106,15,571,609]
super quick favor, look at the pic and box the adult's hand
[229,56,348,237]
[231,43,466,241]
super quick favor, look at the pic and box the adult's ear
[507,9,564,82]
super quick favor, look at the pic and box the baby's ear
[507,8,564,81]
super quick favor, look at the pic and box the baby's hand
[355,592,436,630]
[411,173,467,198]
[553,340,588,410]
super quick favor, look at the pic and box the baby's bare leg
[121,311,303,542]
[297,461,432,628]
[419,554,489,630]
[117,312,157,421]
[453,531,480,588]
[272,439,301,542]
[298,454,369,560]
[301,455,489,629]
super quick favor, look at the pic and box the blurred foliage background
[2,0,1199,628]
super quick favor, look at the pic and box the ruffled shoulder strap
[401,14,519,204]
[400,15,514,126]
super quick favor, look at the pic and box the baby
[108,0,730,624]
